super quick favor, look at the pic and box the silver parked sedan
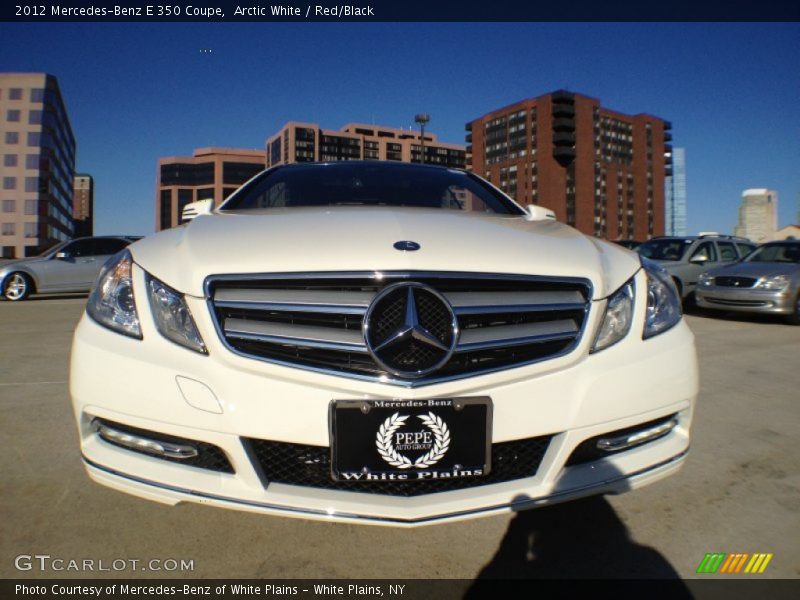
[0,236,138,301]
[695,240,800,325]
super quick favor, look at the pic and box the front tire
[787,292,800,326]
[2,272,33,301]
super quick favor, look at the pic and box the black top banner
[2,0,800,22]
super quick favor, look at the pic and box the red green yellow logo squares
[696,553,773,574]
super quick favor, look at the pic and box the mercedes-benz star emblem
[393,240,421,252]
[363,282,458,378]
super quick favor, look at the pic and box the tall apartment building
[266,122,466,169]
[665,147,687,236]
[73,173,93,237]
[156,147,265,231]
[466,90,671,240]
[1,73,75,258]
[734,189,778,243]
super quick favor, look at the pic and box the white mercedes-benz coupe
[70,161,697,526]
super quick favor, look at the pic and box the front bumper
[71,267,698,526]
[695,285,794,315]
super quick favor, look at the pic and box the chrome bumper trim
[83,449,688,525]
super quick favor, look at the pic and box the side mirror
[524,204,557,222]
[689,254,708,264]
[181,199,213,222]
[55,251,69,259]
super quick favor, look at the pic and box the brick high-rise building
[73,173,93,237]
[266,122,466,169]
[1,73,76,258]
[156,147,265,231]
[466,90,672,240]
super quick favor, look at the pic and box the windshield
[746,242,800,263]
[637,239,691,261]
[221,162,526,215]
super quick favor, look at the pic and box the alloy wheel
[4,273,29,301]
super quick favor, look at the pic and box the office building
[734,189,778,243]
[665,147,687,236]
[266,122,466,169]
[73,173,93,237]
[466,90,671,240]
[1,73,75,258]
[156,147,265,231]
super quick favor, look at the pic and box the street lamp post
[415,113,430,164]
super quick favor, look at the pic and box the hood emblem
[393,240,421,252]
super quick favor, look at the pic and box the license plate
[330,397,492,482]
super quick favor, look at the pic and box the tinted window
[637,239,689,261]
[736,243,756,258]
[93,238,129,256]
[62,239,94,257]
[717,241,738,262]
[223,163,525,215]
[746,243,800,263]
[691,242,717,262]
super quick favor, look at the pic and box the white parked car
[70,162,697,526]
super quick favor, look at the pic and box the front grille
[714,276,757,288]
[705,297,767,307]
[94,419,234,473]
[245,435,553,496]
[206,272,591,385]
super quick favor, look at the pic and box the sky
[0,22,798,236]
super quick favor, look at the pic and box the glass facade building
[665,147,687,236]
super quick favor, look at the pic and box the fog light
[96,421,198,459]
[596,418,678,452]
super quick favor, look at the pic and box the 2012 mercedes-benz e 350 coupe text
[70,162,697,526]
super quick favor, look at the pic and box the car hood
[130,208,640,299]
[707,261,799,278]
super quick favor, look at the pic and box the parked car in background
[612,239,642,250]
[696,240,800,325]
[0,236,140,301]
[636,235,757,302]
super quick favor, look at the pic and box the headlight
[642,257,682,339]
[756,275,790,291]
[591,279,635,352]
[698,272,714,287]
[86,250,141,339]
[146,274,206,354]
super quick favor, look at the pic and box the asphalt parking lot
[1,297,798,580]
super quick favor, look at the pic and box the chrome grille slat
[445,290,584,309]
[215,288,372,312]
[452,302,585,315]
[207,271,592,387]
[224,318,368,352]
[216,300,367,315]
[457,320,579,352]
